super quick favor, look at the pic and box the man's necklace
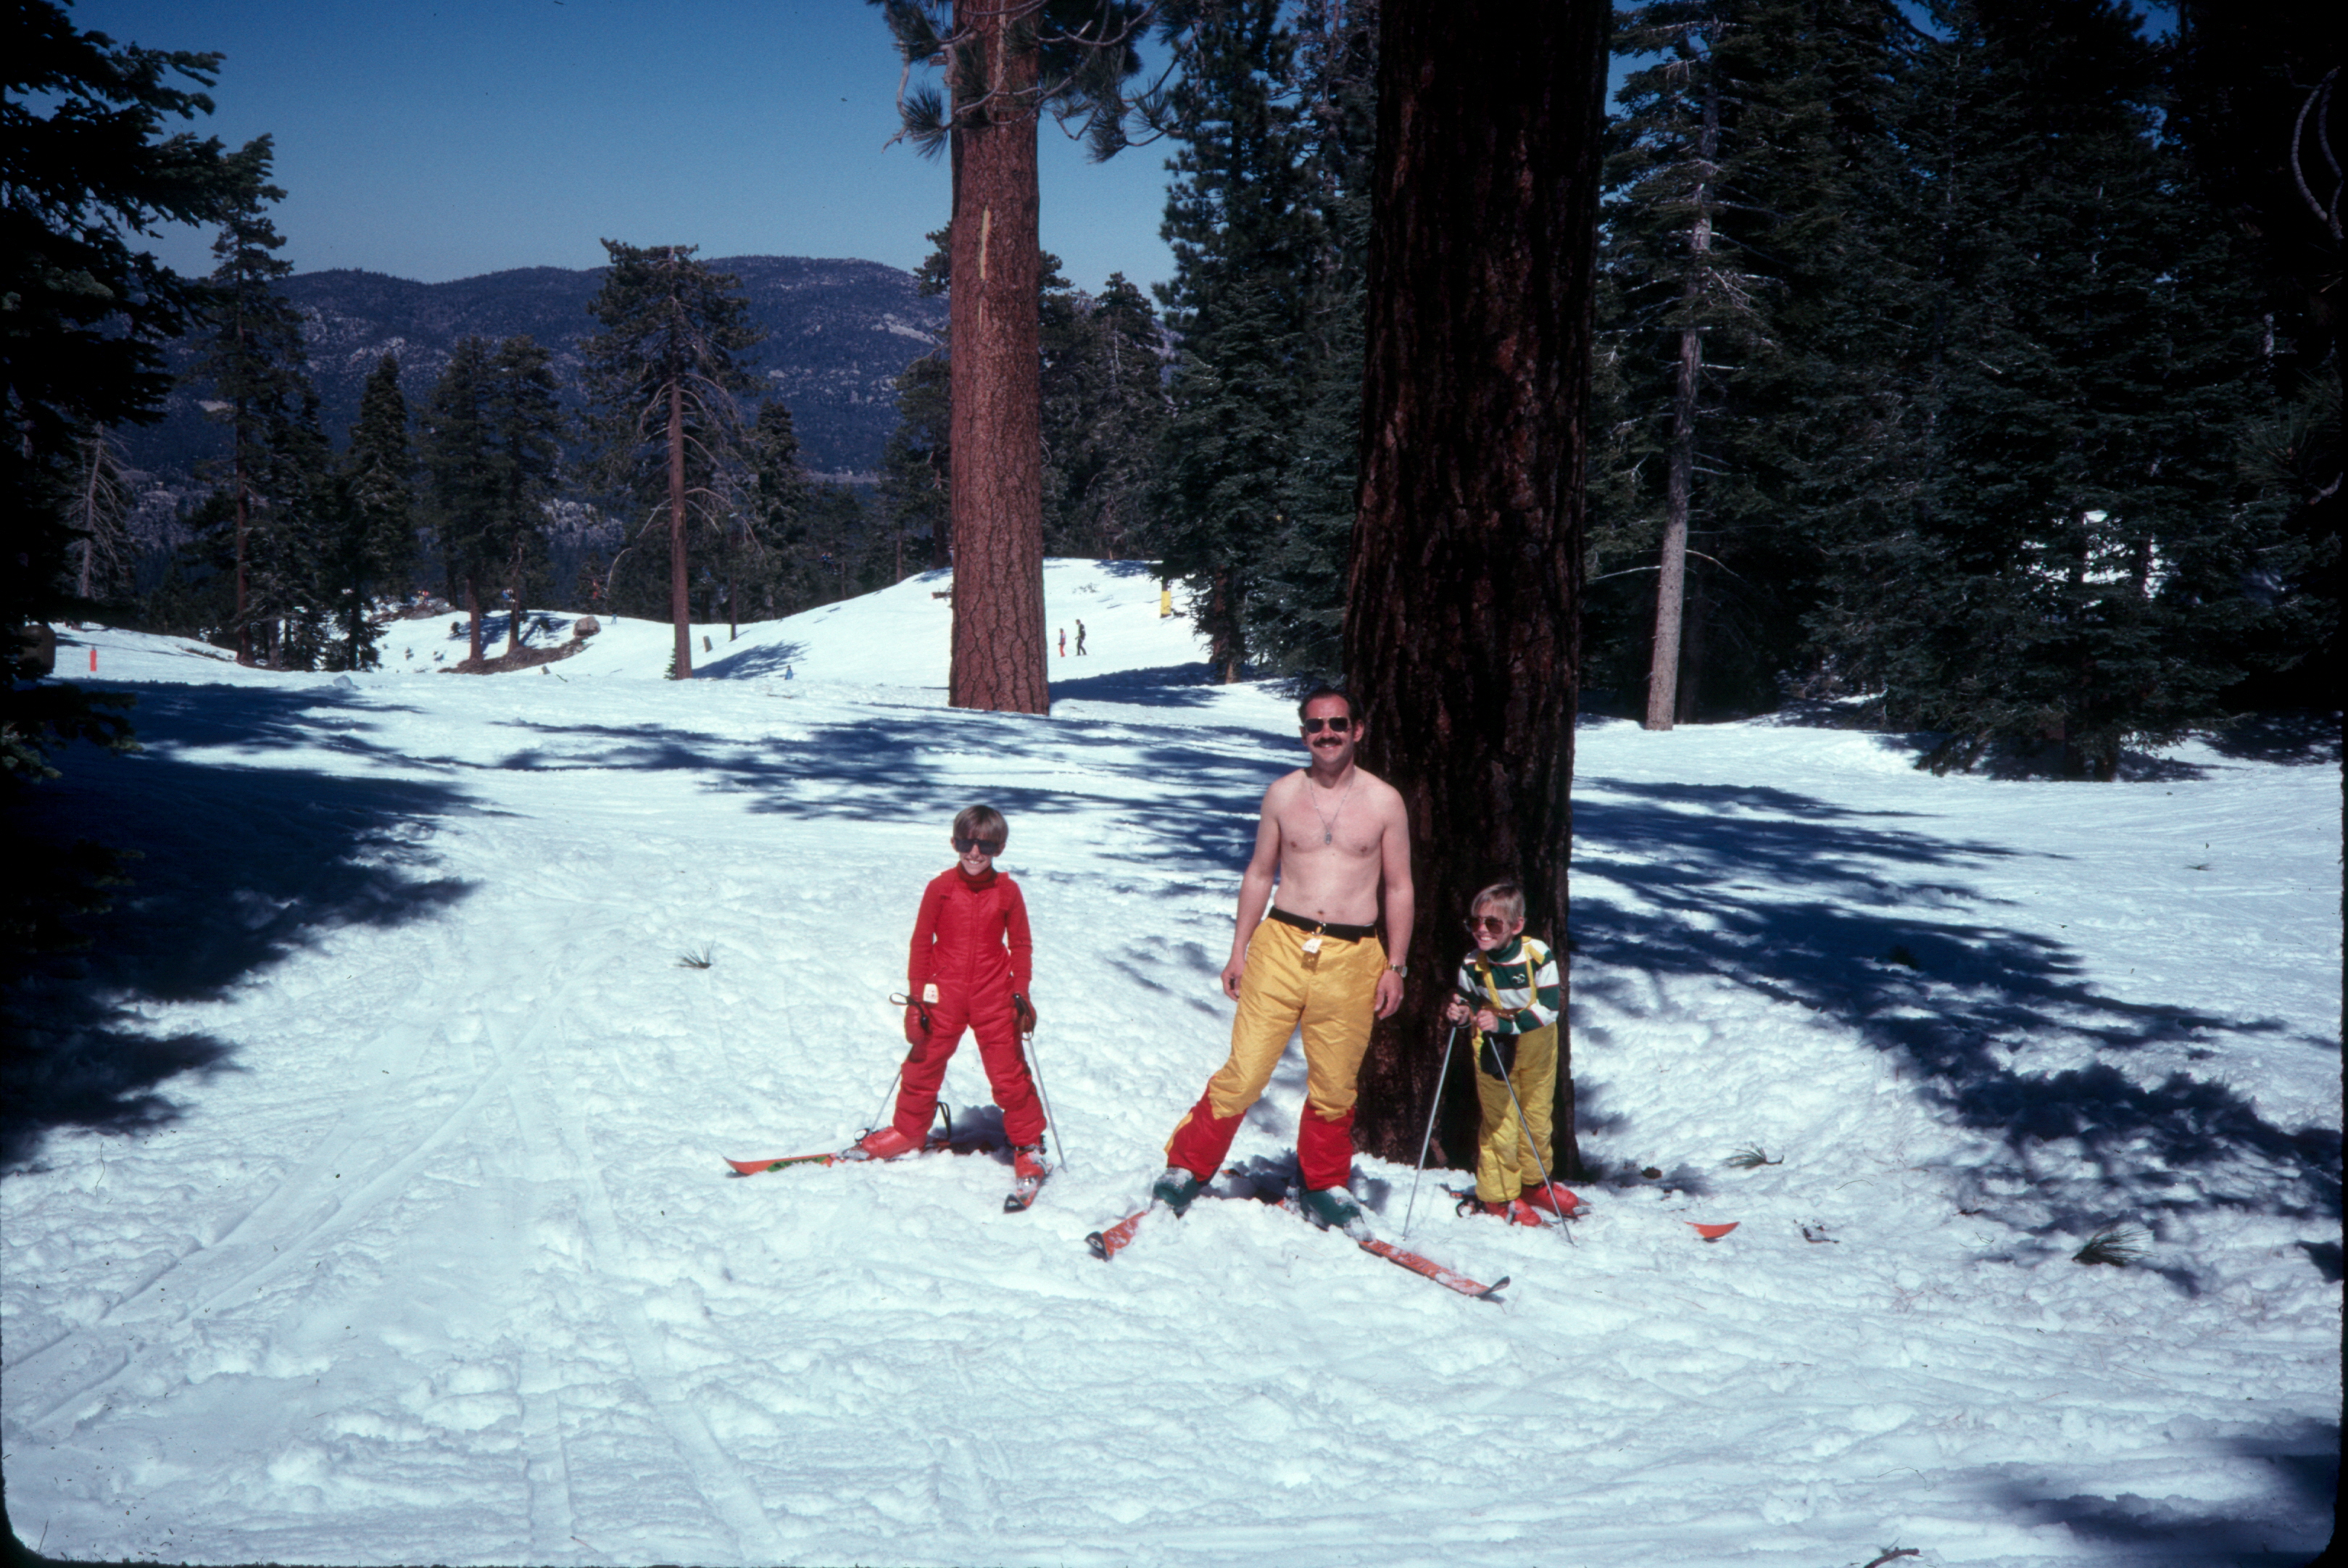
[1308,770,1357,845]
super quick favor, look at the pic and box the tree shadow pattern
[1569,778,2340,1266]
[4,685,476,1171]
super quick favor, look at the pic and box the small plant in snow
[2073,1224,2147,1266]
[676,947,713,970]
[1726,1144,1782,1169]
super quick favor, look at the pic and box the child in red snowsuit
[852,805,1048,1179]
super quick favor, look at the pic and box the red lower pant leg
[971,1012,1045,1145]
[1296,1105,1357,1192]
[1163,1093,1245,1181]
[891,998,968,1139]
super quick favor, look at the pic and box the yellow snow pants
[1473,1023,1557,1203]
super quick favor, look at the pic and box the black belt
[1267,906,1377,942]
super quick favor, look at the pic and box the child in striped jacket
[1443,880,1582,1224]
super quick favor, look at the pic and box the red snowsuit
[889,866,1045,1145]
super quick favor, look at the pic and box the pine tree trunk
[946,0,1048,714]
[507,544,523,655]
[668,378,692,679]
[1343,0,1609,1171]
[465,576,484,663]
[233,416,252,667]
[1645,78,1716,732]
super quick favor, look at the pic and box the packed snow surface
[4,560,2339,1567]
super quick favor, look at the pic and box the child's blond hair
[1469,879,1525,924]
[953,803,1008,845]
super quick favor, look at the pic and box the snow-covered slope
[5,561,2339,1567]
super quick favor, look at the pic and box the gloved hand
[1012,992,1037,1034]
[1476,1029,1516,1078]
[903,1001,931,1048]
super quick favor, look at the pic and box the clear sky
[71,0,1180,294]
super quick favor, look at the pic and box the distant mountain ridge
[133,254,945,481]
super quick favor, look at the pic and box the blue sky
[73,0,1179,294]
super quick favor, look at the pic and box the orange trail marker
[1690,1221,1740,1241]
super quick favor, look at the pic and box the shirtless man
[1153,686,1415,1230]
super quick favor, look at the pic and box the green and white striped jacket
[1452,935,1561,1036]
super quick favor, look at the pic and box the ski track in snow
[3,562,2338,1567]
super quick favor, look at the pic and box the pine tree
[420,336,499,663]
[581,241,762,679]
[1810,0,2287,777]
[1258,0,1378,678]
[1343,0,1610,1169]
[1148,0,1314,684]
[484,336,564,654]
[191,136,320,668]
[3,1,231,644]
[319,352,415,671]
[871,0,1151,713]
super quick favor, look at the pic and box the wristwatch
[1389,963,1408,978]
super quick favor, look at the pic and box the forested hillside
[126,255,943,479]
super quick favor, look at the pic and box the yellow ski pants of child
[1473,1023,1557,1203]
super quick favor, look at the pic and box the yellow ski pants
[1473,1023,1557,1203]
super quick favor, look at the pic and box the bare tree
[1342,0,1611,1170]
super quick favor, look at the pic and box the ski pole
[1022,1027,1069,1169]
[1401,1021,1463,1238]
[1496,1047,1574,1246]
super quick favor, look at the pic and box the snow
[5,559,2339,1567]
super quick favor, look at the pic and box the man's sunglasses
[1463,915,1514,936]
[953,836,1003,855]
[1300,715,1353,734]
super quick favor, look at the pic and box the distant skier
[1150,686,1414,1230]
[1058,626,1067,657]
[850,805,1049,1192]
[1443,880,1579,1224]
[1075,619,1087,656]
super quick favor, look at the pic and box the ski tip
[1690,1221,1740,1240]
[1479,1275,1511,1302]
[1084,1230,1111,1261]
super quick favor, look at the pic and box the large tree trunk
[1646,77,1716,732]
[946,0,1048,714]
[668,378,692,679]
[233,417,252,667]
[1343,0,1610,1173]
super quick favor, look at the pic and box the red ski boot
[846,1125,922,1161]
[1522,1181,1585,1218]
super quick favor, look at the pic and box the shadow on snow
[3,685,477,1172]
[1568,776,2340,1267]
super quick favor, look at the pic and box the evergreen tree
[1148,0,1314,683]
[319,352,415,671]
[871,0,1151,713]
[1811,0,2287,777]
[879,227,953,573]
[484,336,564,654]
[191,136,322,668]
[1040,265,1170,560]
[723,397,808,626]
[581,241,762,679]
[1343,0,1609,1169]
[420,336,499,662]
[1258,0,1377,677]
[4,1,231,644]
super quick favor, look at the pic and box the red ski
[1085,1206,1151,1259]
[726,1130,995,1177]
[1085,1198,1506,1302]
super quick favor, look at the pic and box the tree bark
[668,378,692,679]
[1646,76,1716,732]
[1343,0,1610,1173]
[946,0,1048,714]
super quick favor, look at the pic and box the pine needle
[2073,1225,2148,1266]
[676,947,713,971]
[1725,1144,1782,1169]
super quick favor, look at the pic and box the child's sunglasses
[1300,715,1352,734]
[953,836,1003,855]
[1463,915,1514,936]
